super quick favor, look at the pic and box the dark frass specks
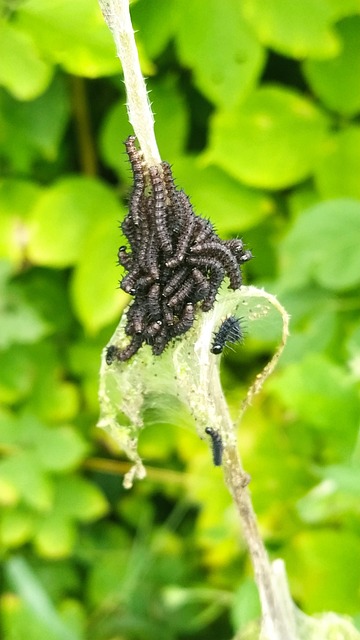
[107,136,252,363]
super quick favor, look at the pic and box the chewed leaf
[98,285,289,488]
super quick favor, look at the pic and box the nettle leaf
[0,75,70,172]
[279,199,360,291]
[175,0,265,107]
[70,214,128,333]
[207,86,328,189]
[100,75,188,180]
[27,177,122,268]
[168,156,274,233]
[303,16,360,116]
[314,126,360,199]
[15,0,119,77]
[241,0,339,59]
[0,20,52,100]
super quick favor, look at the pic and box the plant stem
[98,0,161,166]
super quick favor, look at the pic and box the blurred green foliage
[1,0,360,638]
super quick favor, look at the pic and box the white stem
[98,0,161,165]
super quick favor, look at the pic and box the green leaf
[303,16,360,116]
[0,345,35,404]
[0,19,52,100]
[284,530,360,613]
[314,126,360,199]
[34,514,76,558]
[0,75,70,171]
[15,0,120,77]
[207,86,328,189]
[279,199,360,291]
[231,579,260,631]
[0,507,35,548]
[241,0,339,59]
[100,75,188,179]
[132,0,178,59]
[27,177,122,268]
[169,156,274,233]
[34,427,88,473]
[297,464,360,524]
[269,354,360,457]
[53,476,108,522]
[0,452,53,511]
[0,179,42,265]
[175,0,265,107]
[327,0,360,19]
[71,214,127,333]
[0,267,49,349]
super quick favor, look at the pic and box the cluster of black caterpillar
[107,136,252,363]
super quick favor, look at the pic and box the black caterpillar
[211,316,243,355]
[107,136,252,362]
[205,427,223,466]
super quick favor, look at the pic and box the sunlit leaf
[241,0,339,59]
[0,20,52,100]
[15,0,120,77]
[27,177,122,268]
[176,0,265,107]
[207,86,328,189]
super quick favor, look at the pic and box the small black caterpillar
[211,316,243,355]
[205,427,223,466]
[105,345,119,365]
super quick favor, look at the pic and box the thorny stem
[98,2,295,638]
[98,0,161,166]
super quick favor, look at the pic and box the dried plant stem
[98,0,161,166]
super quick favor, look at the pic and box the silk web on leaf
[98,285,289,488]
